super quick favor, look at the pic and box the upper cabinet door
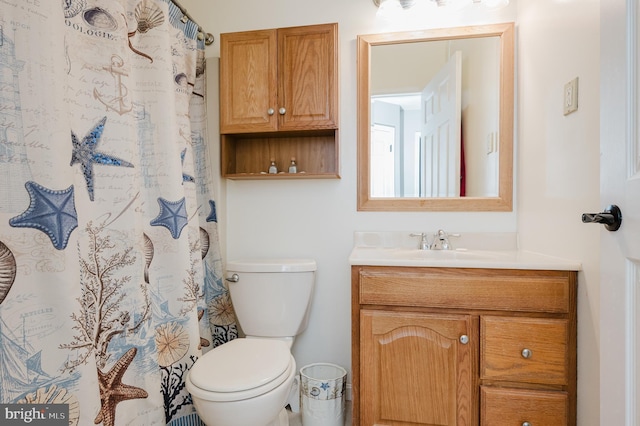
[277,23,338,131]
[220,29,278,133]
[220,24,338,134]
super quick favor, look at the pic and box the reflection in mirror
[357,23,514,211]
[371,37,500,198]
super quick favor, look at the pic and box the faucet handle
[432,229,460,250]
[410,232,431,250]
[434,229,461,238]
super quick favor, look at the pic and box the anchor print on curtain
[0,1,238,425]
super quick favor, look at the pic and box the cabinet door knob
[267,108,275,116]
[522,422,532,426]
[521,348,532,359]
[459,335,469,344]
[279,107,286,115]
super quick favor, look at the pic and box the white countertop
[349,232,582,271]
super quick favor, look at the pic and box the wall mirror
[357,23,514,211]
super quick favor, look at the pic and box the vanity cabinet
[351,266,577,426]
[219,23,339,178]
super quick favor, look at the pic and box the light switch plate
[564,77,579,116]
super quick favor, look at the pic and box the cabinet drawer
[481,316,568,385]
[481,386,567,425]
[358,268,572,313]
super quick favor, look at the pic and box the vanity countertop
[349,247,581,271]
[349,232,581,271]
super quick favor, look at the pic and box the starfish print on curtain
[150,197,189,239]
[94,347,149,426]
[205,200,217,223]
[9,181,78,250]
[70,117,134,201]
[181,148,195,184]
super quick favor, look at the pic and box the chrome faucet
[410,232,431,250]
[431,229,459,250]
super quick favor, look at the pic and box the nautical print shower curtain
[0,1,238,425]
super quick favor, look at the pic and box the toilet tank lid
[226,258,316,273]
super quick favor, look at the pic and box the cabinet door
[360,310,476,426]
[277,24,338,131]
[220,29,278,133]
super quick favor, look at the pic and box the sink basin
[389,249,502,261]
[348,247,509,266]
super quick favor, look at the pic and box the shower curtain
[0,1,237,425]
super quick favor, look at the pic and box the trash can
[300,363,347,426]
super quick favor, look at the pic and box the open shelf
[221,130,339,179]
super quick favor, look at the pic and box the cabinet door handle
[521,348,532,359]
[279,107,286,115]
[459,335,469,344]
[267,108,275,116]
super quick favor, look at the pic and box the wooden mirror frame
[357,23,514,211]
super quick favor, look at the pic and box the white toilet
[186,258,316,426]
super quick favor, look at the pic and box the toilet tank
[226,259,316,338]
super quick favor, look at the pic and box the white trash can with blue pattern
[299,363,347,426]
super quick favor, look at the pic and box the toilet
[186,258,316,426]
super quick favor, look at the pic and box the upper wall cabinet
[220,23,339,179]
[220,24,338,133]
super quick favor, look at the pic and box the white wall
[184,0,600,423]
[517,1,600,424]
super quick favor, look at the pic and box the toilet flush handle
[225,273,239,283]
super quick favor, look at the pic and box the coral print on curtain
[0,1,237,425]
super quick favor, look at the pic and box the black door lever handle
[582,204,622,231]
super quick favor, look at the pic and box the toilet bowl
[186,338,296,426]
[186,258,316,426]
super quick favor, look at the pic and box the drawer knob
[521,348,533,359]
[522,422,532,426]
[459,335,469,344]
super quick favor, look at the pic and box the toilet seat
[187,338,294,402]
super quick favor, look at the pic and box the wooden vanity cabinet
[219,23,339,178]
[351,266,577,426]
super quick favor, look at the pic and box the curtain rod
[171,0,215,46]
